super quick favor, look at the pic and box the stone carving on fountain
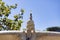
[22,12,36,40]
[26,12,35,40]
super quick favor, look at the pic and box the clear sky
[2,0,60,31]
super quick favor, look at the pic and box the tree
[0,0,24,30]
[46,26,60,32]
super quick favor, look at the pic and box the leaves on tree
[0,0,24,31]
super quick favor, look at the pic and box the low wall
[0,31,22,40]
[1,31,60,40]
[36,32,60,40]
[36,35,60,40]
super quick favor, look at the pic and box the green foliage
[0,0,24,31]
[46,26,60,32]
[0,0,2,1]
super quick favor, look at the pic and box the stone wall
[0,34,22,40]
[36,34,60,40]
[0,31,60,40]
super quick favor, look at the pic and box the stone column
[21,31,26,40]
[31,31,36,40]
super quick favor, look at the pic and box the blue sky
[2,0,60,31]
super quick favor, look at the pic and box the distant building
[0,13,60,40]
